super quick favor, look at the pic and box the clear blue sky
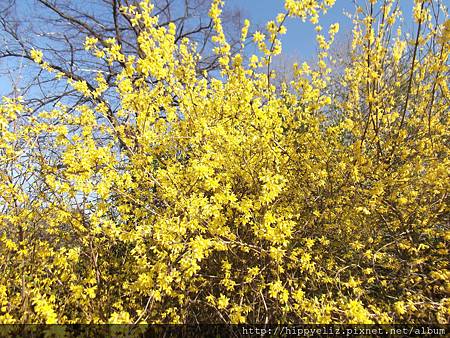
[0,0,421,96]
[226,0,419,61]
[227,0,355,60]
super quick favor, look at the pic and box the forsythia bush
[0,0,449,324]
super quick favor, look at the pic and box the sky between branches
[0,0,418,96]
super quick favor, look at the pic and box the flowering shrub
[0,0,448,324]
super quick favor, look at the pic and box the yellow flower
[217,294,229,309]
[253,31,265,43]
[30,49,43,63]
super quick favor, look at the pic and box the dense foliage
[0,0,449,324]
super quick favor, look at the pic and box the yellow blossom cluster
[0,0,448,324]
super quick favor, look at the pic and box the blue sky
[226,0,419,63]
[227,0,355,60]
[0,0,422,96]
